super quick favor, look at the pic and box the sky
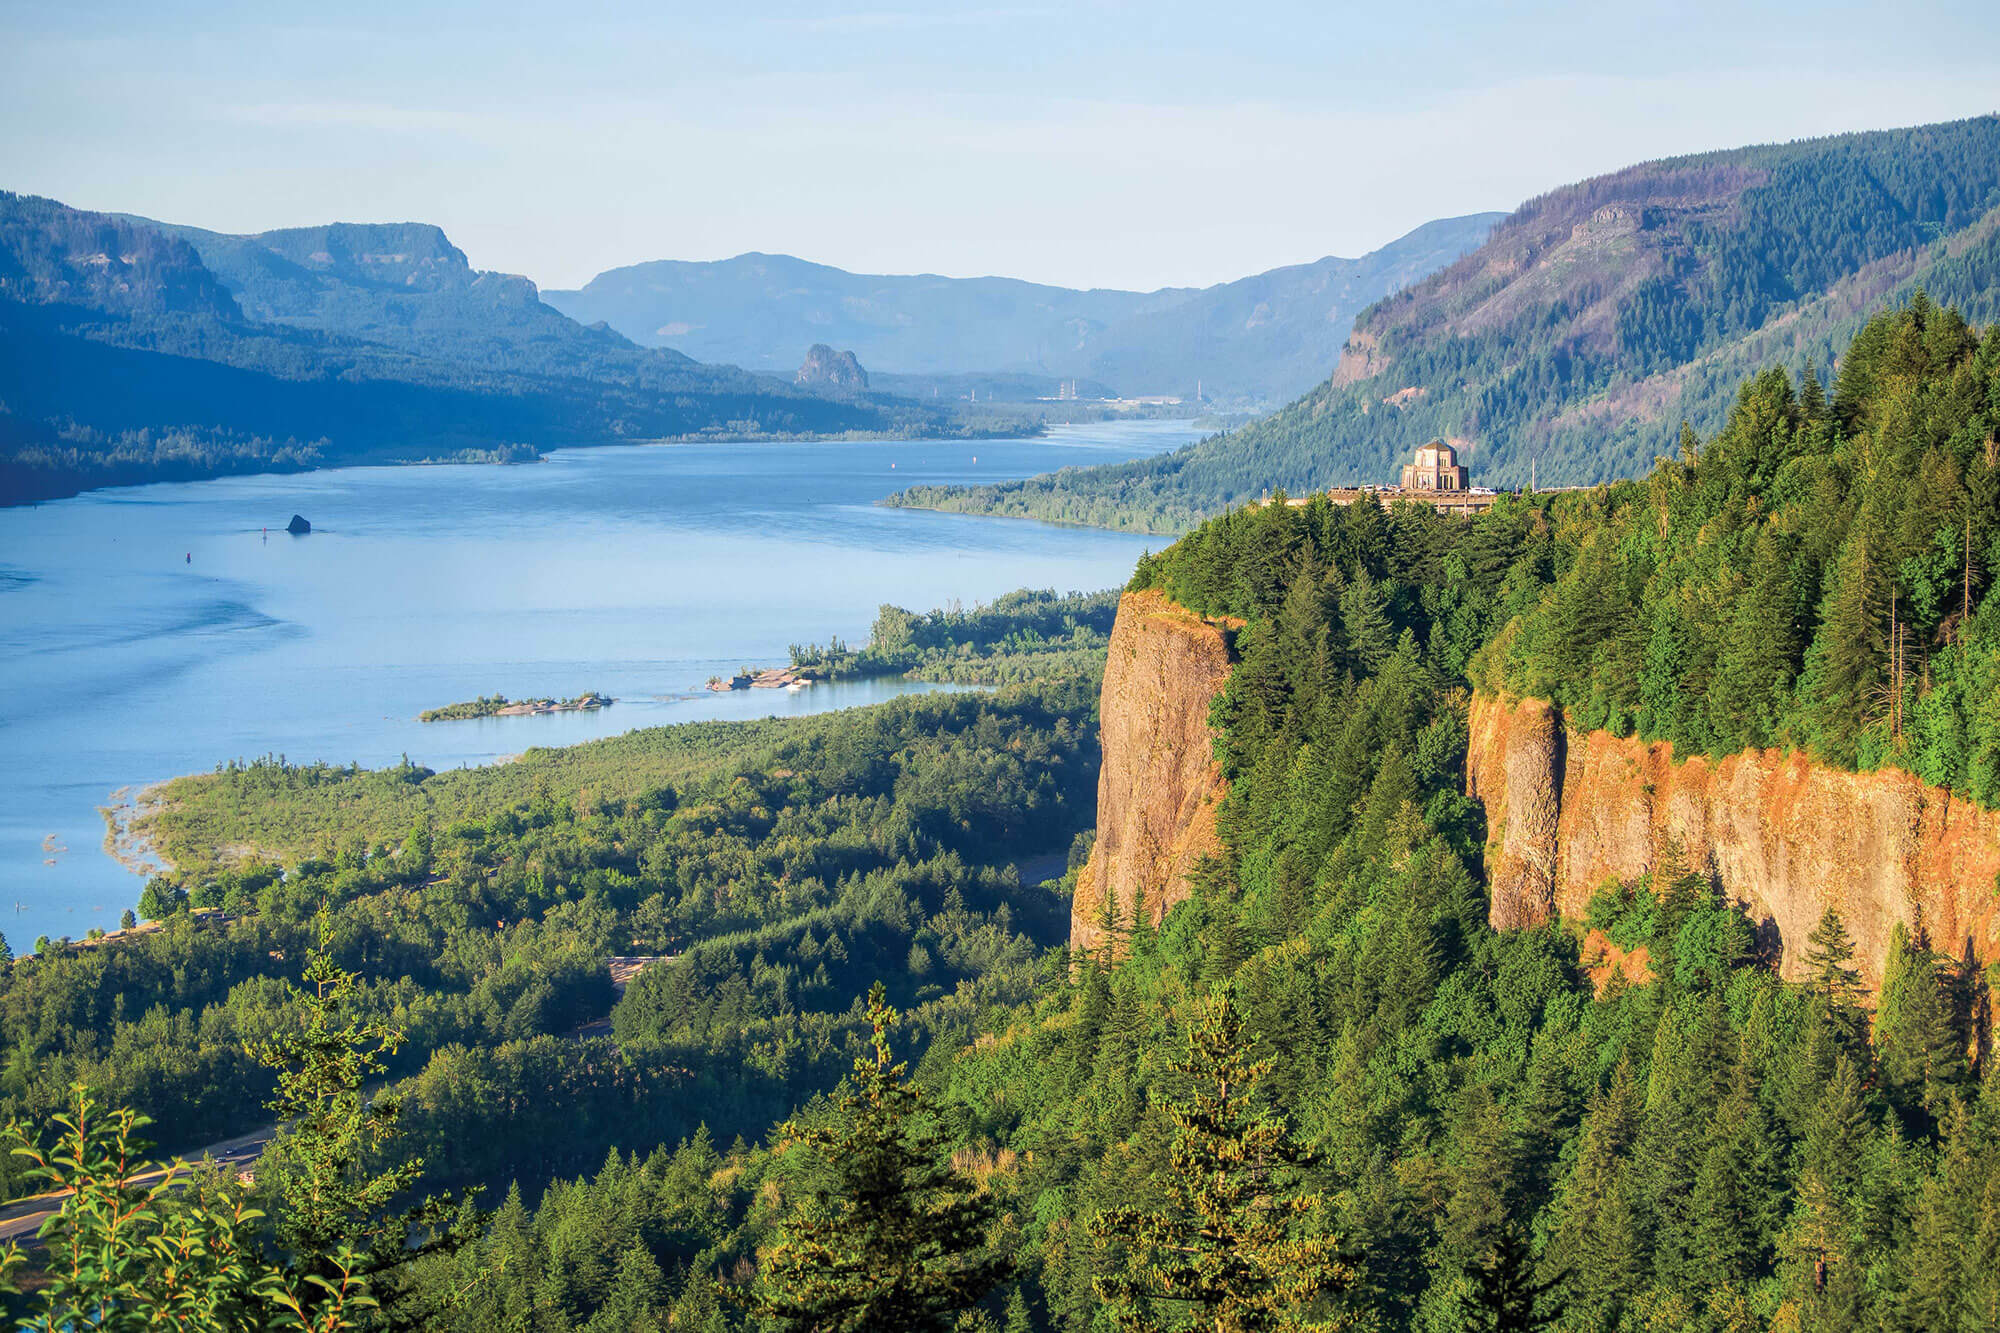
[3,1,1998,293]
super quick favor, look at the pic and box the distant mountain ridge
[130,217,751,390]
[543,213,1503,405]
[0,196,971,504]
[887,115,2000,532]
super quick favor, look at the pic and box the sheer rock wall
[1069,590,1234,956]
[1466,692,2000,991]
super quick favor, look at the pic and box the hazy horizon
[4,0,1999,294]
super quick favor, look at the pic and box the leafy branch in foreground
[4,1083,373,1332]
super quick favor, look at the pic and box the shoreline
[100,781,173,880]
[876,494,1188,538]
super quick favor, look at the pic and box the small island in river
[706,667,813,692]
[421,691,612,721]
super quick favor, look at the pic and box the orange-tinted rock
[1580,928,1653,993]
[1070,590,1235,956]
[1467,693,2000,994]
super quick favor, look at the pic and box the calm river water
[0,420,1196,946]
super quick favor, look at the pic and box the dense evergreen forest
[789,588,1120,685]
[893,115,2000,533]
[1486,295,2000,797]
[8,302,2000,1331]
[0,672,1097,1205]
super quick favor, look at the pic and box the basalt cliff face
[1070,590,1234,955]
[1467,693,2000,991]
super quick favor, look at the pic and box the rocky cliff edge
[1070,590,1234,955]
[1467,692,2000,993]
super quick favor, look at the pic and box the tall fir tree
[1463,1226,1564,1333]
[1090,991,1356,1332]
[247,908,473,1320]
[1800,908,1870,1062]
[747,982,1012,1333]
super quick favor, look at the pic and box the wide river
[0,420,1197,947]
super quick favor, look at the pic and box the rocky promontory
[796,343,869,391]
[1069,590,1235,956]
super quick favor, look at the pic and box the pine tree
[1801,908,1869,1061]
[585,1240,666,1332]
[1963,1165,2000,1330]
[1874,921,1964,1127]
[1710,532,1803,750]
[1689,1057,1783,1289]
[1440,1081,1516,1268]
[671,1271,731,1333]
[246,908,471,1317]
[1809,536,1887,765]
[1791,1056,1874,1322]
[1463,1226,1564,1332]
[1089,991,1355,1332]
[1004,1284,1036,1333]
[747,982,1011,1333]
[1899,1096,1992,1331]
[1546,1063,1643,1330]
[1338,569,1396,675]
[1637,1007,1702,1290]
[1800,359,1828,420]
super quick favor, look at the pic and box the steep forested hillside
[544,214,1501,404]
[1484,296,2000,797]
[0,195,969,504]
[896,115,2000,531]
[895,298,2000,1332]
[20,303,2000,1333]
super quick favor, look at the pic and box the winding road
[0,1125,276,1247]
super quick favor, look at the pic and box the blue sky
[3,1,1997,291]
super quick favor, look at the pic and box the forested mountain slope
[544,213,1501,404]
[549,250,1183,380]
[944,295,2000,1330]
[0,195,957,504]
[17,303,2000,1330]
[894,115,2000,531]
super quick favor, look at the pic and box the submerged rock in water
[286,514,311,535]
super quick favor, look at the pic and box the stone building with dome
[1265,439,1508,517]
[1400,440,1468,492]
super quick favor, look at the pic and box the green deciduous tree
[3,1083,374,1332]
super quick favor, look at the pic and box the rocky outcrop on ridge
[1069,590,1233,955]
